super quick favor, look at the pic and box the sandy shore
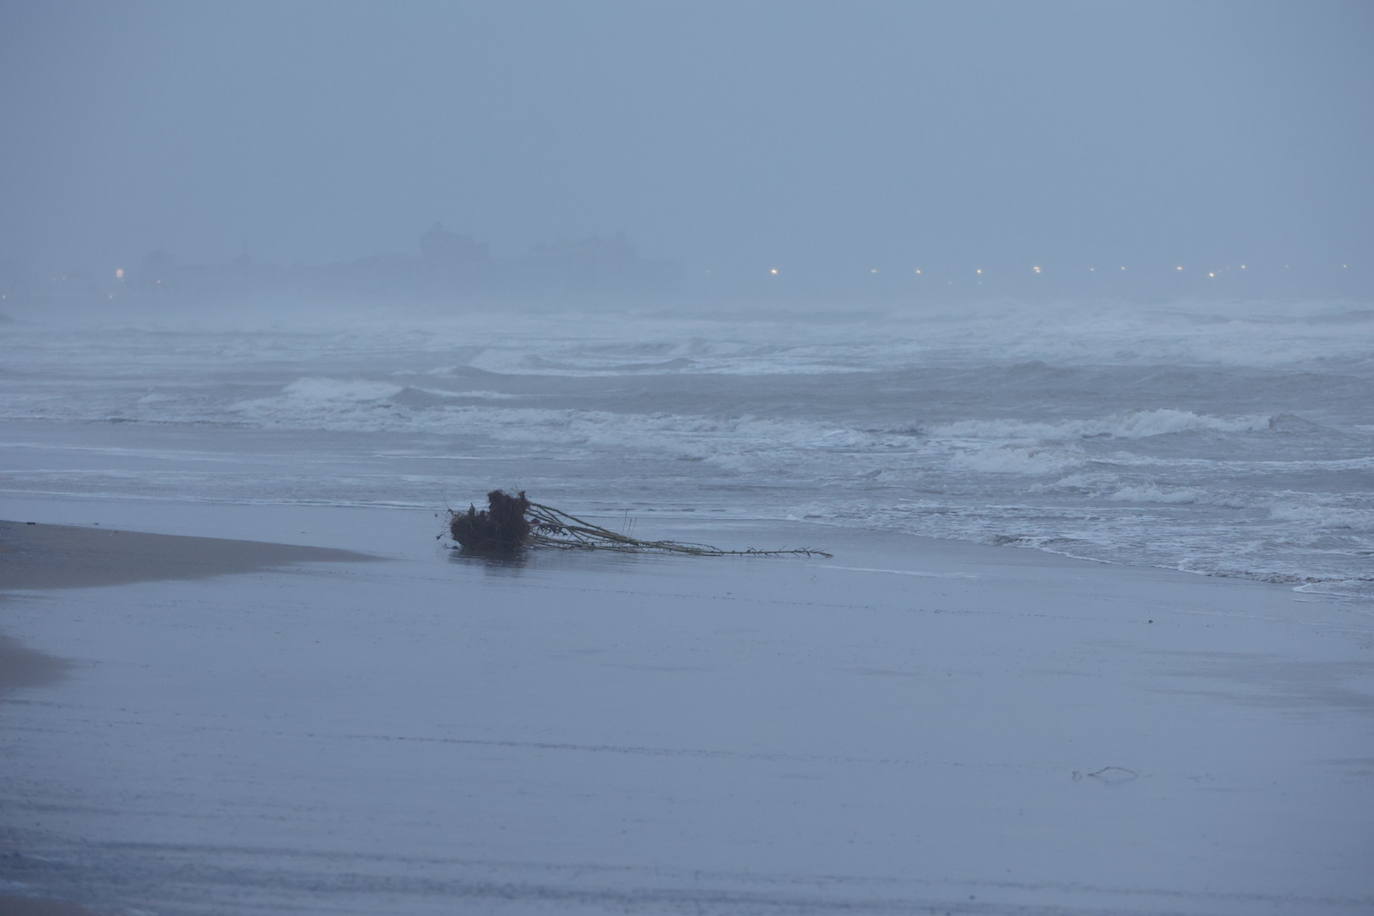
[0,895,104,916]
[1,503,1371,915]
[0,521,369,701]
[0,519,372,592]
[0,519,377,914]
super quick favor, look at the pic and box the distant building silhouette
[420,222,488,265]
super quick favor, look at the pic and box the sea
[3,295,1372,601]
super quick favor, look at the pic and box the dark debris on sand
[448,490,831,559]
[449,490,532,555]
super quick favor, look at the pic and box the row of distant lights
[764,263,1354,278]
[100,264,1357,284]
[9,260,1360,303]
[108,264,1359,280]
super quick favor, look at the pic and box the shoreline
[2,499,1372,914]
[0,897,104,916]
[4,487,1368,604]
[0,516,383,914]
[3,474,1370,605]
[0,519,376,593]
[1,518,376,698]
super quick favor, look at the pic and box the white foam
[1268,502,1374,530]
[5,298,1371,599]
[948,446,1083,475]
[1106,484,1208,504]
[931,409,1273,442]
[280,377,404,403]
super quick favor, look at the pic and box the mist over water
[4,1,1372,279]
[3,296,1371,599]
[5,12,1374,916]
[2,2,1371,600]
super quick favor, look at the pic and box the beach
[2,498,1371,915]
[5,3,1373,911]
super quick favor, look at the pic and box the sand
[0,519,371,592]
[0,896,105,916]
[1,502,1371,915]
[0,521,368,700]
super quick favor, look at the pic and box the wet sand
[1,505,1372,915]
[0,896,105,916]
[1,520,376,914]
[0,633,71,694]
[0,521,369,700]
[0,519,371,592]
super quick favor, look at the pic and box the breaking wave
[3,298,1370,601]
[930,409,1274,442]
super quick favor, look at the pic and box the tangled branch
[448,490,831,558]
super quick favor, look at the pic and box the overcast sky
[2,0,1370,276]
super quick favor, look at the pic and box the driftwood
[449,490,831,558]
[448,489,532,554]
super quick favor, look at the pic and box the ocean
[3,296,1371,601]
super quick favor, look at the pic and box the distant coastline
[2,222,1367,315]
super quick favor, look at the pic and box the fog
[5,6,1374,913]
[2,0,1371,297]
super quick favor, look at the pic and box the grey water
[2,296,1371,600]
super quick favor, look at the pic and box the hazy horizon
[3,0,1371,285]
